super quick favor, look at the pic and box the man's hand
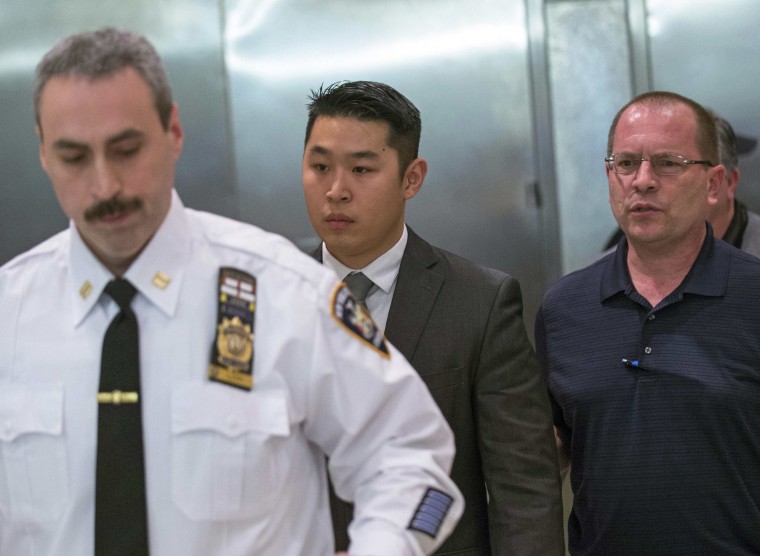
[554,426,570,477]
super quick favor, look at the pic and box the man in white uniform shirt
[0,28,462,556]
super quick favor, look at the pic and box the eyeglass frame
[604,152,714,176]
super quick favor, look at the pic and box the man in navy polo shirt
[536,91,760,554]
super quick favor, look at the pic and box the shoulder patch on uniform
[330,282,389,358]
[408,487,454,539]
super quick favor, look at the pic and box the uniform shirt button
[648,315,655,321]
[226,415,238,431]
[644,346,652,354]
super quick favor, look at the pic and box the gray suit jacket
[317,228,564,555]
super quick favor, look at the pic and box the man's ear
[402,157,427,200]
[707,164,726,207]
[37,125,49,174]
[167,103,184,161]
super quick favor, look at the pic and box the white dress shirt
[0,192,462,555]
[322,225,408,331]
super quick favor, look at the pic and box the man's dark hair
[34,27,173,131]
[305,81,421,176]
[711,112,739,173]
[606,91,718,165]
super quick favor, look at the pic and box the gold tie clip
[97,390,139,404]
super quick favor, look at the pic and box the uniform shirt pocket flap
[171,382,289,438]
[0,385,63,442]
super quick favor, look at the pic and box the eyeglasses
[605,153,714,176]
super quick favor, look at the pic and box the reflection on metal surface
[226,0,281,39]
[647,15,662,36]
[228,22,527,80]
[0,49,46,75]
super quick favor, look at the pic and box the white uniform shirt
[322,226,408,331]
[0,191,462,555]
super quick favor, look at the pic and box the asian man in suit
[301,80,564,556]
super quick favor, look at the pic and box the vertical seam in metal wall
[217,0,242,220]
[525,0,563,293]
[626,0,654,95]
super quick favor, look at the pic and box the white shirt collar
[322,225,408,293]
[68,224,114,327]
[68,189,192,326]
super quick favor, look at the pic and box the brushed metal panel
[546,0,631,272]
[647,0,760,212]
[225,0,548,330]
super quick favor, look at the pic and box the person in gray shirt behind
[706,112,760,256]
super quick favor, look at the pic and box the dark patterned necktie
[95,278,149,555]
[344,272,375,308]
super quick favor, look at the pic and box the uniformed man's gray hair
[34,27,173,130]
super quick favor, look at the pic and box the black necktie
[344,272,375,308]
[96,279,149,555]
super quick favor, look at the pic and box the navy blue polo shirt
[536,226,760,555]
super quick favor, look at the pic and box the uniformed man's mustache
[84,197,143,222]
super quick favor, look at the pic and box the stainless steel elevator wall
[1,0,758,336]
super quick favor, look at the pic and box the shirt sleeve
[303,281,464,555]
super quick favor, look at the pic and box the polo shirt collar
[600,223,728,303]
[600,236,631,302]
[679,224,728,297]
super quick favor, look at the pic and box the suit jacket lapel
[386,228,444,362]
